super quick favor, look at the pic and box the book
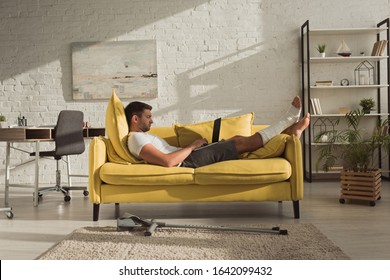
[371,40,381,56]
[315,80,333,87]
[327,166,344,171]
[371,40,388,56]
[314,98,322,115]
[310,98,317,115]
[310,98,322,115]
[379,40,388,56]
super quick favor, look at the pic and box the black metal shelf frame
[300,18,390,182]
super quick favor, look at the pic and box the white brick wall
[0,0,389,184]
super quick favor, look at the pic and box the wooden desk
[0,127,105,209]
[0,127,105,141]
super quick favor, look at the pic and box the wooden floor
[0,180,389,260]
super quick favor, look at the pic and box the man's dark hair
[125,101,152,125]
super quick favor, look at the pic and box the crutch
[117,213,288,236]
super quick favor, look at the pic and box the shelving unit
[301,19,390,182]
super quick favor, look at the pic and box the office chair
[30,110,85,202]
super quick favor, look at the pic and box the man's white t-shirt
[127,132,181,159]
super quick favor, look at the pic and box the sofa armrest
[88,137,108,204]
[284,135,304,200]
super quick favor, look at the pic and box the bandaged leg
[258,102,301,145]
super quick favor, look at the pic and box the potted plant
[316,44,326,57]
[315,109,390,206]
[359,98,375,114]
[315,109,389,171]
[0,115,5,128]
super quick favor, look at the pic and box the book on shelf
[327,166,344,172]
[371,40,388,56]
[315,98,323,114]
[315,80,333,87]
[310,98,323,115]
[310,98,317,115]
[379,40,386,55]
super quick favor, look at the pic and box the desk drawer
[0,128,52,141]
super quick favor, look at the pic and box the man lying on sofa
[125,96,310,168]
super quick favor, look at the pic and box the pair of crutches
[117,213,288,236]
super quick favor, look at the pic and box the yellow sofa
[88,93,304,221]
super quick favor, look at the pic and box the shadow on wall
[0,0,210,101]
[154,42,272,123]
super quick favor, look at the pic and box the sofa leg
[293,200,300,219]
[93,204,100,221]
[115,203,120,219]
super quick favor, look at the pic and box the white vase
[320,52,325,58]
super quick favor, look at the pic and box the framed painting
[71,40,157,100]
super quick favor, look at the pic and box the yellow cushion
[174,113,254,147]
[194,158,291,185]
[99,136,143,165]
[149,127,179,146]
[105,90,141,163]
[246,134,289,159]
[100,163,194,185]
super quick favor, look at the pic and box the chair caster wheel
[369,201,376,207]
[83,190,89,196]
[64,195,71,202]
[6,211,14,219]
[339,198,345,204]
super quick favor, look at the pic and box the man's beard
[140,124,150,132]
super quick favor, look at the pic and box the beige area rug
[38,224,349,260]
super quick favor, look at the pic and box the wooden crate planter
[339,169,382,206]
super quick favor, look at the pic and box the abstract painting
[71,40,157,100]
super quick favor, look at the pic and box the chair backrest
[54,110,85,156]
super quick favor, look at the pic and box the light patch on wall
[71,40,157,100]
[187,42,265,80]
[190,85,218,98]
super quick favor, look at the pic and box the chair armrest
[88,137,108,204]
[284,135,304,200]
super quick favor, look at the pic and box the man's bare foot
[286,96,302,124]
[282,113,310,138]
[291,96,301,110]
